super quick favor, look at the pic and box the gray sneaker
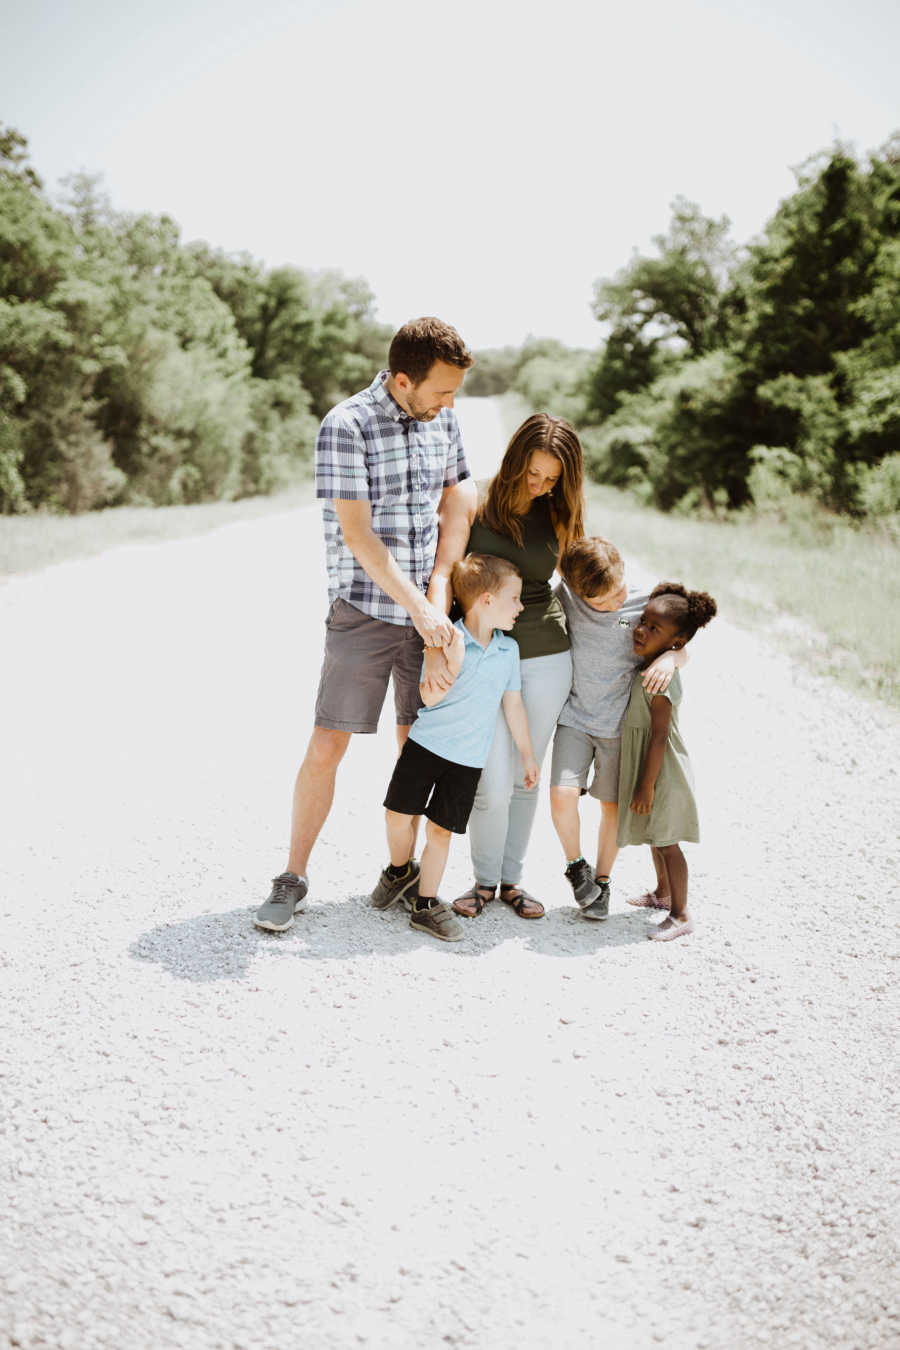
[408,900,464,942]
[370,860,420,910]
[565,857,601,908]
[582,879,610,921]
[254,872,308,932]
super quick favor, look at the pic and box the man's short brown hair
[451,553,519,614]
[388,317,474,385]
[559,537,624,599]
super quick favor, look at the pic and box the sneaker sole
[580,908,609,922]
[254,913,295,932]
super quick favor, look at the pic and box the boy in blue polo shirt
[370,554,538,942]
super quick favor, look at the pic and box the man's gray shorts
[550,724,621,803]
[314,598,423,734]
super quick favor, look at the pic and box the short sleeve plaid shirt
[315,370,471,626]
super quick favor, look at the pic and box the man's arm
[334,499,454,648]
[501,691,539,789]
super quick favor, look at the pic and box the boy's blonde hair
[559,536,624,600]
[451,553,520,614]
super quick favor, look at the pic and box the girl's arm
[642,646,689,696]
[631,695,673,815]
[501,691,539,789]
[419,629,466,707]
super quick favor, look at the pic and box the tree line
[2,126,897,519]
[0,126,391,513]
[480,138,900,520]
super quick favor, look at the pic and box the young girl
[616,583,717,941]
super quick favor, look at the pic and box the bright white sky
[2,0,898,349]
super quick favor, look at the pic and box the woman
[425,413,585,918]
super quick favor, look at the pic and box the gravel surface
[2,495,898,1350]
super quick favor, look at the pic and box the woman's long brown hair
[478,413,586,551]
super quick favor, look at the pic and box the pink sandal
[647,916,694,941]
[627,891,671,910]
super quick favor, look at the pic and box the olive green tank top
[466,495,570,660]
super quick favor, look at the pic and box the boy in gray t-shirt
[549,537,687,918]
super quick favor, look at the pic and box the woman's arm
[427,478,478,614]
[422,478,478,692]
[630,695,673,815]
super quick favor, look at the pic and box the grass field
[586,484,899,707]
[2,474,896,708]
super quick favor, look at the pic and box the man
[254,316,477,935]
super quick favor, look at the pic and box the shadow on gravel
[130,896,649,982]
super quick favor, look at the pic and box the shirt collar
[458,618,504,653]
[370,370,413,425]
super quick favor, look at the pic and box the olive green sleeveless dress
[616,670,700,846]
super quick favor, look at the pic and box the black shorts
[383,738,482,835]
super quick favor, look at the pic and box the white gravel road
[2,429,899,1348]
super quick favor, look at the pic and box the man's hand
[630,783,655,815]
[522,756,539,790]
[411,598,455,649]
[642,649,677,695]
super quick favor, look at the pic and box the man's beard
[406,393,440,422]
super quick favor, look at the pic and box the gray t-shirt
[556,579,651,738]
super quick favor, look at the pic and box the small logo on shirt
[618,616,632,628]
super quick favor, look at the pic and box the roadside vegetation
[3,123,897,705]
[586,483,899,706]
[0,126,390,515]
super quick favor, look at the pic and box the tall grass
[586,484,900,706]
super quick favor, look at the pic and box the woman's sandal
[499,883,545,919]
[452,883,496,918]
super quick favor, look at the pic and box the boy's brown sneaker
[582,879,610,921]
[370,860,420,910]
[564,857,601,908]
[409,900,464,942]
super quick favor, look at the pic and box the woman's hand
[630,783,655,815]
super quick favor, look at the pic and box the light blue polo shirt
[408,619,521,768]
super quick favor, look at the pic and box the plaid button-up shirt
[315,370,470,626]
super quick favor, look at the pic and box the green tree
[583,322,665,421]
[592,197,736,358]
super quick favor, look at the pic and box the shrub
[857,452,900,518]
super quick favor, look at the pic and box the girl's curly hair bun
[649,582,718,640]
[687,590,717,629]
